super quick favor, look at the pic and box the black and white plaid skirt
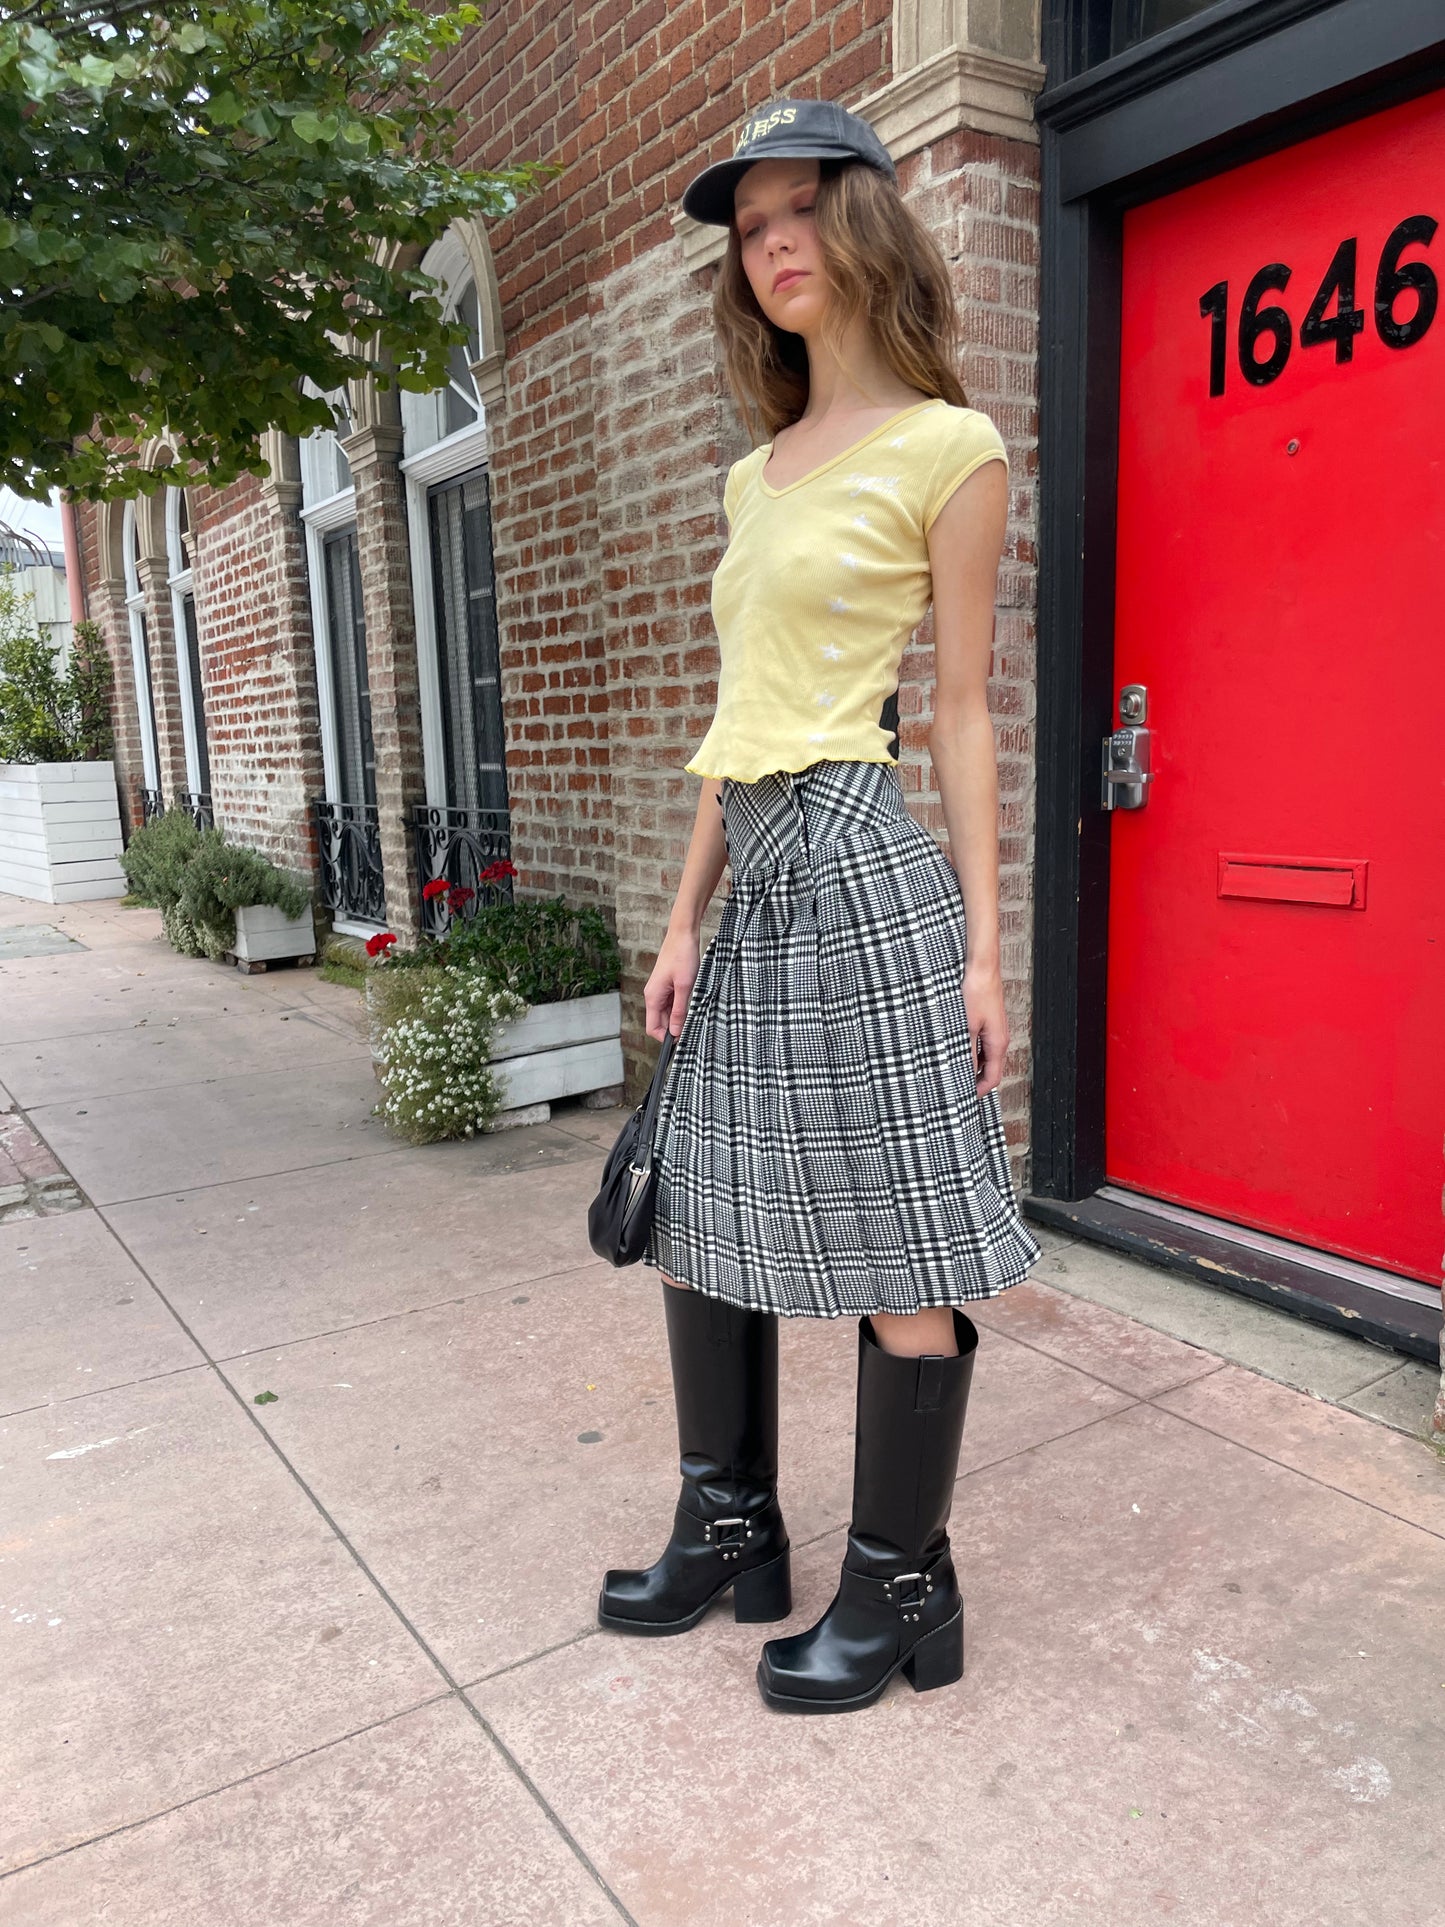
[641,758,1043,1318]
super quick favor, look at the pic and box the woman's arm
[645,775,730,1040]
[924,456,1011,1095]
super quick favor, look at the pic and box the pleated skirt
[641,758,1043,1318]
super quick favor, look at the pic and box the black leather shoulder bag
[586,1028,678,1267]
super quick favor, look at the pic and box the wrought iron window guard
[178,791,214,831]
[140,787,165,825]
[314,799,386,926]
[411,803,514,937]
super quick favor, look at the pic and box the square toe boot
[598,1285,792,1636]
[756,1308,977,1712]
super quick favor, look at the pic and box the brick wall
[487,314,612,911]
[188,476,323,875]
[74,3,1043,1187]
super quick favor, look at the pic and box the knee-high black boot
[756,1308,977,1711]
[598,1285,792,1635]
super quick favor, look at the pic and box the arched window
[165,488,211,814]
[121,500,162,811]
[400,228,508,856]
[401,230,485,459]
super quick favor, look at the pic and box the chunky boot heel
[599,1288,790,1636]
[757,1310,978,1714]
[732,1548,792,1623]
[902,1608,964,1692]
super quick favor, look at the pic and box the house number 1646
[1198,214,1438,394]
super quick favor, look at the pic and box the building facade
[73,0,1444,1364]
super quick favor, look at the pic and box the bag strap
[630,1027,678,1173]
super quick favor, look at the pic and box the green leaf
[253,1390,279,1405]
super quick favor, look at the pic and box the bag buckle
[702,1516,751,1561]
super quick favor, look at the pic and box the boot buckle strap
[881,1570,934,1621]
[702,1516,753,1560]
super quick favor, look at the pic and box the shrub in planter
[368,960,528,1144]
[118,808,201,911]
[177,832,310,961]
[440,896,622,1002]
[0,582,115,765]
[120,816,311,961]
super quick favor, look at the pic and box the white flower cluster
[374,966,529,1145]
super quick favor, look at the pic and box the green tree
[0,575,114,760]
[0,0,551,500]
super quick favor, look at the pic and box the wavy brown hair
[712,157,969,443]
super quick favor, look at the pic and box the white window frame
[164,488,206,797]
[301,486,360,810]
[400,421,492,806]
[121,499,161,795]
[400,230,493,808]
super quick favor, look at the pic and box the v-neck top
[683,400,1009,782]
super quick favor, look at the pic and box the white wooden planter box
[489,989,624,1110]
[232,902,316,964]
[366,978,623,1114]
[0,760,125,903]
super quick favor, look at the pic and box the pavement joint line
[0,1693,455,1885]
[969,1301,1226,1403]
[89,1210,642,1927]
[85,1136,597,1214]
[1034,1263,1414,1395]
[0,998,339,1051]
[0,1355,211,1423]
[1140,1389,1445,1542]
[195,1266,625,1367]
[0,1045,373,1112]
[80,1144,413,1211]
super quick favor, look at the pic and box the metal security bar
[313,799,386,926]
[178,791,214,831]
[411,803,513,938]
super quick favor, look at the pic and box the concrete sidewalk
[1,895,1440,1927]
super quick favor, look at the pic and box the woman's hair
[712,157,969,442]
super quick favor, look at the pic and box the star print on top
[684,398,1009,782]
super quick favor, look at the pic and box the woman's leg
[755,1306,978,1713]
[870,1306,959,1358]
[598,1277,791,1634]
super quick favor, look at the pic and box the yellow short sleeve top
[683,397,1009,782]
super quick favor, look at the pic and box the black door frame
[1028,0,1445,1357]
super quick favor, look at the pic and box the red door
[1107,85,1445,1285]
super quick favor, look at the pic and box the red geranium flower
[421,879,448,902]
[447,884,475,913]
[365,931,399,958]
[478,858,517,884]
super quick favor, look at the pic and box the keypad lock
[1101,684,1152,811]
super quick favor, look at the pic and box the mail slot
[1217,854,1368,909]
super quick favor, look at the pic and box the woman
[597,97,1044,1713]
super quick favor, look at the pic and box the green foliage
[120,814,310,958]
[424,897,622,1002]
[68,619,114,759]
[0,572,114,761]
[118,805,200,907]
[0,0,558,500]
[368,962,527,1144]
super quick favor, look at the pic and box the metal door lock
[1101,684,1152,811]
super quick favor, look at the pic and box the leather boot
[756,1308,977,1712]
[598,1285,792,1635]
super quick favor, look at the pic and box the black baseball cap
[681,96,897,227]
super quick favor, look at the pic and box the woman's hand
[645,925,702,1041]
[962,959,1010,1097]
